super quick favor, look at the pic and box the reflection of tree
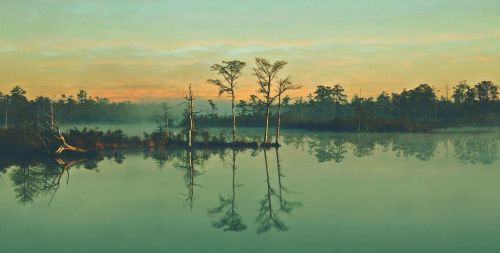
[275,147,301,214]
[149,149,177,169]
[176,149,203,210]
[6,156,104,205]
[283,133,306,150]
[208,149,246,232]
[256,149,287,234]
[43,158,84,205]
[113,152,125,164]
[9,158,88,205]
[391,135,437,161]
[452,135,498,164]
[303,133,452,163]
[352,135,376,157]
[308,135,348,163]
[10,163,43,204]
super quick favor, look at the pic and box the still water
[1,130,499,253]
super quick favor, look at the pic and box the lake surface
[1,129,499,253]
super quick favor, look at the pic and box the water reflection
[255,147,303,233]
[175,149,204,210]
[208,149,247,232]
[0,132,498,235]
[452,136,499,164]
[306,135,348,163]
[255,148,288,233]
[275,148,302,214]
[282,133,499,164]
[6,157,99,205]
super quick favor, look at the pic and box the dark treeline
[1,74,498,134]
[0,87,162,124]
[198,81,500,132]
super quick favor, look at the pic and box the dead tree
[184,84,195,149]
[274,76,300,145]
[253,58,287,144]
[207,60,246,144]
[40,103,85,155]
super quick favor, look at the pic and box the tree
[207,99,218,118]
[184,84,195,149]
[153,102,171,146]
[208,60,246,143]
[76,90,88,104]
[452,80,469,104]
[452,80,471,123]
[10,86,27,98]
[408,84,436,120]
[475,81,498,117]
[253,58,288,144]
[313,85,333,105]
[274,76,300,145]
[236,100,249,117]
[249,95,263,116]
[331,84,347,118]
[0,93,8,129]
[375,91,392,118]
[8,86,29,126]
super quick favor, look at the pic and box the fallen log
[54,130,86,155]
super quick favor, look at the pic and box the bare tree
[208,60,246,143]
[274,76,300,145]
[253,58,288,144]
[184,84,195,149]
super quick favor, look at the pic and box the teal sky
[1,0,499,100]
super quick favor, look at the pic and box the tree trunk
[231,95,236,144]
[188,96,194,149]
[4,98,8,129]
[264,104,271,144]
[275,94,282,145]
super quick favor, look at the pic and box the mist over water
[1,128,499,253]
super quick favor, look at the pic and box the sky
[1,0,500,101]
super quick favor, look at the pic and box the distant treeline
[1,81,498,132]
[0,87,164,124]
[198,81,499,131]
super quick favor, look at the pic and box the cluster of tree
[0,87,163,126]
[186,58,299,147]
[197,80,499,132]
